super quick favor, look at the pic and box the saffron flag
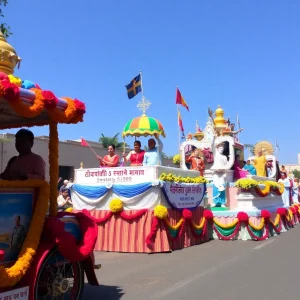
[81,138,89,147]
[176,87,189,111]
[125,74,142,99]
[178,109,184,132]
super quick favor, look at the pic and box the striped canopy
[122,115,166,138]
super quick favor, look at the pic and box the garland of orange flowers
[5,88,44,118]
[49,121,58,217]
[47,97,77,123]
[0,180,49,288]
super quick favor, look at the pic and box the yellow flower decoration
[154,205,168,219]
[235,178,258,189]
[159,173,208,184]
[109,198,123,213]
[8,74,22,87]
[172,154,181,165]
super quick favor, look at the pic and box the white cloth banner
[71,187,169,210]
[162,182,206,209]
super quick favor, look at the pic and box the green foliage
[292,170,300,179]
[0,0,12,39]
[244,143,255,155]
[99,133,125,150]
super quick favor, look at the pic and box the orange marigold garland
[1,80,19,102]
[42,90,58,109]
[49,121,59,217]
[0,180,49,288]
[47,97,77,123]
[7,88,45,118]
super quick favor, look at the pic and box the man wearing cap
[143,134,163,166]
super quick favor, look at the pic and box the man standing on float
[143,133,163,166]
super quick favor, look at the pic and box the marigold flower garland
[0,180,49,288]
[4,87,44,118]
[159,173,208,184]
[211,206,300,241]
[146,206,208,245]
[0,76,86,125]
[235,179,284,197]
[49,121,59,217]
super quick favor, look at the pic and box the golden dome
[0,31,21,74]
[214,105,227,128]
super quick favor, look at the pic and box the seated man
[143,134,163,166]
[0,129,46,180]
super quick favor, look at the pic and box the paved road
[83,225,300,300]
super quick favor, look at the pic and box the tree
[0,1,12,39]
[244,144,255,155]
[292,170,300,179]
[99,133,125,150]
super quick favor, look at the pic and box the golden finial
[0,31,21,74]
[214,105,227,128]
[80,162,84,169]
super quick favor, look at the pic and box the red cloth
[100,155,120,167]
[129,151,145,166]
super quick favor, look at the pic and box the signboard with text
[162,182,206,210]
[0,286,29,300]
[75,167,157,185]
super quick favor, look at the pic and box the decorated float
[178,105,300,240]
[0,32,99,299]
[73,100,300,250]
[72,93,209,253]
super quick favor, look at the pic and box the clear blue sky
[4,0,300,163]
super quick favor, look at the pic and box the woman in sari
[97,144,120,167]
[123,140,145,166]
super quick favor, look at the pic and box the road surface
[83,225,300,300]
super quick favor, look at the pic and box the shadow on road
[83,284,124,299]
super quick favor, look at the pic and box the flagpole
[236,113,240,141]
[81,137,98,157]
[177,105,181,154]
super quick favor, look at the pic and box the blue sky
[3,0,300,163]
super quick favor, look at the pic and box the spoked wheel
[34,248,84,300]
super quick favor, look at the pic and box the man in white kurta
[278,172,292,207]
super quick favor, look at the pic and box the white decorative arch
[212,135,235,170]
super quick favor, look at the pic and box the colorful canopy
[0,74,86,130]
[122,115,166,138]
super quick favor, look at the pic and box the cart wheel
[34,248,84,300]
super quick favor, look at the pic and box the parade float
[178,105,300,241]
[0,32,99,299]
[72,99,300,250]
[72,94,209,253]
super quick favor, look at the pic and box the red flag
[176,87,189,111]
[178,109,184,132]
[81,138,89,147]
